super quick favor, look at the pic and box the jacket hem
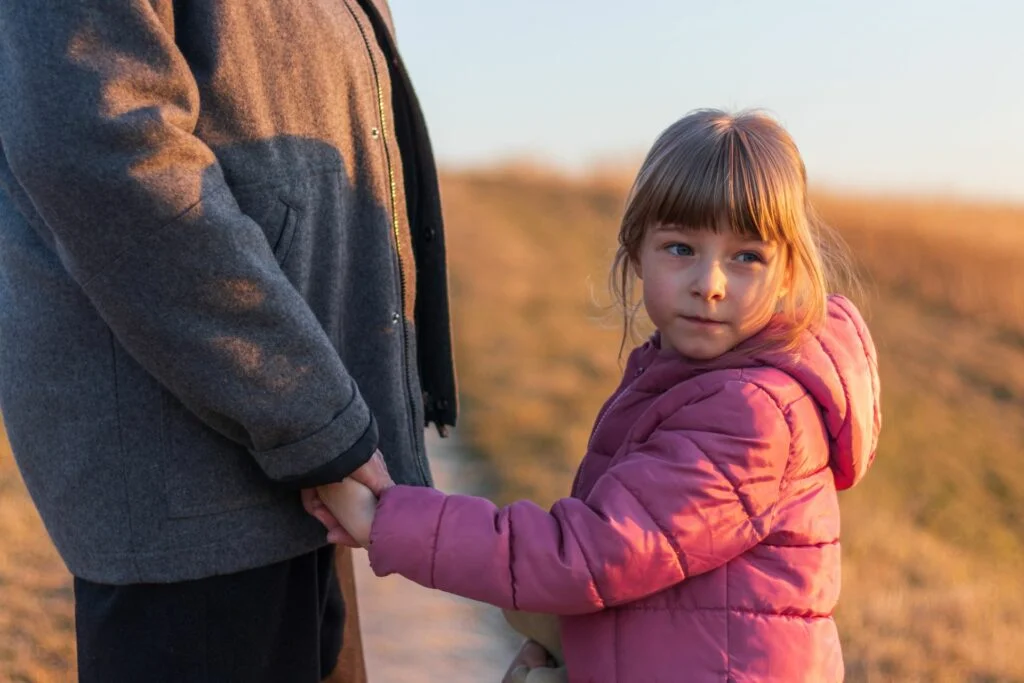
[277,415,380,488]
[59,500,331,585]
[251,378,373,480]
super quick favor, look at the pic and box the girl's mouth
[682,315,725,326]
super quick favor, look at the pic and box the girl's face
[636,222,789,361]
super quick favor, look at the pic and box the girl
[317,109,881,682]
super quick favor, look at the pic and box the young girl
[317,109,881,682]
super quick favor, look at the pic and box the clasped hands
[300,448,392,547]
[300,449,563,682]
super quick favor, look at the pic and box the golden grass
[813,193,1024,339]
[0,434,76,682]
[441,169,1024,682]
[1,168,1021,681]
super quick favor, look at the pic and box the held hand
[349,448,395,496]
[300,448,393,546]
[502,640,552,683]
[300,487,359,547]
[316,478,378,547]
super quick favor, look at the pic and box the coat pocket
[231,183,304,267]
[273,200,300,264]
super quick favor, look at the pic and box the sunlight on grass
[442,169,1024,682]
[1,169,1021,681]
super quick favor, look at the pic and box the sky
[388,0,1023,202]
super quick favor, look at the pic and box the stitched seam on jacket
[776,467,832,485]
[508,508,519,609]
[608,472,690,579]
[617,605,834,619]
[429,495,449,589]
[624,379,794,571]
[108,333,141,581]
[614,604,622,683]
[698,606,835,619]
[738,376,795,535]
[815,339,851,432]
[725,551,731,678]
[678,434,758,524]
[566,507,609,610]
[760,539,840,548]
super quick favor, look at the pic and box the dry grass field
[1,167,1022,681]
[441,169,1024,682]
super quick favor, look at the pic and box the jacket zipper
[574,362,648,497]
[588,358,650,450]
[345,1,429,483]
[587,370,640,454]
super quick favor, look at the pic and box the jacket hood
[649,295,881,490]
[760,296,881,489]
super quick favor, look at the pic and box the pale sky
[389,1,1023,201]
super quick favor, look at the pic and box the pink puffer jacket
[369,296,880,682]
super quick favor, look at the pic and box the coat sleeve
[0,0,376,486]
[367,380,792,614]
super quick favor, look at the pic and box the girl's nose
[690,261,727,301]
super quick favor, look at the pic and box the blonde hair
[611,108,856,355]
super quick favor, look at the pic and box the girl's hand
[316,478,378,547]
[301,487,360,547]
[502,640,552,683]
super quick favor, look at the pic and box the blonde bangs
[622,110,805,246]
[611,109,859,358]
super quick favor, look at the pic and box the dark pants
[74,546,344,683]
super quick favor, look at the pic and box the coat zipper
[344,3,405,313]
[344,1,429,483]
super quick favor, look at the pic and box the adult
[0,1,455,680]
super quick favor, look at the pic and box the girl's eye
[666,243,693,257]
[736,251,765,264]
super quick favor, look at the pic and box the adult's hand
[301,449,393,545]
[502,640,551,683]
[301,487,359,547]
[349,449,395,496]
[316,478,377,547]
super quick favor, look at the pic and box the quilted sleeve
[368,380,791,614]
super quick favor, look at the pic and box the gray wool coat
[0,0,456,583]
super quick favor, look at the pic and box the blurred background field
[3,1,1023,680]
[439,168,1024,682]
[3,169,1021,681]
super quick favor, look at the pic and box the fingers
[326,526,360,547]
[349,449,396,496]
[300,487,318,516]
[302,488,360,546]
[503,665,531,683]
[306,491,342,530]
[316,478,376,547]
[302,452,392,547]
[302,488,334,526]
[502,639,551,683]
[517,640,551,669]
